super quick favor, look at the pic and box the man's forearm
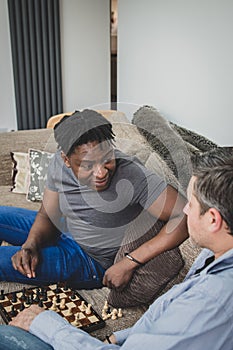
[22,210,61,250]
[127,214,188,265]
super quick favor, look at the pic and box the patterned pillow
[107,211,184,307]
[27,149,54,202]
[10,152,29,194]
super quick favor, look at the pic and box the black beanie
[54,109,112,154]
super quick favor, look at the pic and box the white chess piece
[117,308,123,318]
[50,300,58,311]
[111,308,118,320]
[73,312,82,326]
[60,298,66,310]
[103,300,108,311]
[86,303,92,315]
[79,300,86,311]
[66,306,73,316]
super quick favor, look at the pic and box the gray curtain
[8,0,63,130]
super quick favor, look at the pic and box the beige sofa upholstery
[0,109,204,339]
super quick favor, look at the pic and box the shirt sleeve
[30,310,120,350]
[113,328,132,345]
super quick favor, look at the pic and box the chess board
[0,283,105,333]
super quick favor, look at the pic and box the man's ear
[61,151,71,168]
[208,208,222,232]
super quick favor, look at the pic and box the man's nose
[93,164,107,178]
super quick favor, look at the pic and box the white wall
[118,0,233,146]
[60,0,111,112]
[0,0,17,131]
[0,0,110,131]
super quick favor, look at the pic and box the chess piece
[103,300,109,311]
[71,291,76,299]
[85,303,92,315]
[10,305,17,317]
[102,309,108,317]
[79,301,86,311]
[50,300,58,311]
[66,306,73,316]
[34,292,40,303]
[60,298,66,310]
[25,296,31,305]
[11,292,17,303]
[38,300,44,308]
[0,290,5,300]
[73,312,82,326]
[117,308,123,318]
[111,308,118,320]
[20,289,26,301]
[19,302,25,311]
[42,291,48,301]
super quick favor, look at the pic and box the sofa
[0,106,220,339]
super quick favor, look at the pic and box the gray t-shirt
[46,149,167,268]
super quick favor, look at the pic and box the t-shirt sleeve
[136,168,167,209]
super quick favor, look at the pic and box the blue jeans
[0,325,53,350]
[0,207,105,288]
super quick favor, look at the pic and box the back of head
[193,162,233,235]
[191,147,233,174]
[54,109,115,155]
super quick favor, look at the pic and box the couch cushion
[0,129,56,187]
[0,186,41,210]
[27,149,54,202]
[170,122,218,152]
[107,211,184,307]
[10,151,29,194]
[113,122,153,165]
[132,105,193,191]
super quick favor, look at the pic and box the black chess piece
[63,283,68,291]
[38,300,44,308]
[20,288,27,301]
[42,291,48,301]
[11,292,17,303]
[71,291,77,300]
[0,290,4,300]
[10,305,17,317]
[34,293,40,303]
[19,302,25,311]
[25,296,31,305]
[30,293,34,303]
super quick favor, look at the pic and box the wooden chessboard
[0,283,105,333]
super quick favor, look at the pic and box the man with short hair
[0,109,188,289]
[0,159,232,349]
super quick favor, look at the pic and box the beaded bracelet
[124,253,144,266]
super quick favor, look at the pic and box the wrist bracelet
[105,335,112,343]
[124,253,144,266]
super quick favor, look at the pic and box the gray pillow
[132,105,192,190]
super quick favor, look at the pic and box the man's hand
[9,305,44,331]
[11,246,40,279]
[102,258,137,290]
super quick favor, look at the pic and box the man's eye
[103,158,112,164]
[82,164,93,170]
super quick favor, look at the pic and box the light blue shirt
[30,248,233,350]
